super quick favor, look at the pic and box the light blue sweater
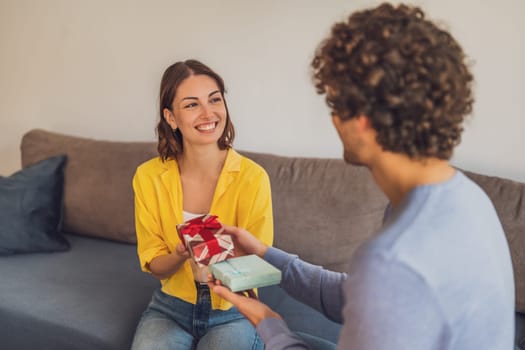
[257,171,515,349]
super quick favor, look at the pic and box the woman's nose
[200,103,214,119]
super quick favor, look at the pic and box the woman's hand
[222,225,268,258]
[175,242,190,259]
[148,243,190,280]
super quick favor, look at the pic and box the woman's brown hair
[157,59,235,161]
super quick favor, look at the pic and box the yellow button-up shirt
[132,149,273,310]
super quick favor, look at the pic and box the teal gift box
[209,255,282,292]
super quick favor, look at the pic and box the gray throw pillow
[0,155,69,255]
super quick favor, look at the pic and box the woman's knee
[131,310,194,350]
[197,318,262,350]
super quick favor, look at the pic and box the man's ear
[356,115,379,147]
[356,115,372,131]
[163,108,177,130]
[331,114,342,129]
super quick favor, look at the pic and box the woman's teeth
[196,123,216,131]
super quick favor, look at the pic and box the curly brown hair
[311,3,474,159]
[157,59,235,161]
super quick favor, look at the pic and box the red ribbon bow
[178,215,223,257]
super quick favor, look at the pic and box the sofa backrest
[21,129,157,243]
[241,151,387,272]
[20,129,525,312]
[463,170,525,312]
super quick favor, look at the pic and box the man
[210,3,515,349]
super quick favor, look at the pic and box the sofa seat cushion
[0,234,159,350]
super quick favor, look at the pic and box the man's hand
[222,225,268,258]
[209,279,281,327]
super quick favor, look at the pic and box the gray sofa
[1,129,523,349]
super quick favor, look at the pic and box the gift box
[209,254,282,292]
[176,214,234,268]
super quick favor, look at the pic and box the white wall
[1,0,523,182]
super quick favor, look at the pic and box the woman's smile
[195,121,218,132]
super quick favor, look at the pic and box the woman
[131,59,273,349]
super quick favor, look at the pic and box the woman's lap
[131,288,261,350]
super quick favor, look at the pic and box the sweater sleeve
[264,247,346,323]
[256,318,310,350]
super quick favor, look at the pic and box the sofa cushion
[242,151,388,272]
[21,130,157,243]
[0,234,159,349]
[464,171,525,313]
[0,155,69,255]
[517,312,525,350]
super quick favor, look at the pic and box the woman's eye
[183,102,198,109]
[210,97,223,104]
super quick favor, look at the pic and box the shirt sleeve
[264,247,346,323]
[133,170,170,273]
[338,255,445,349]
[238,169,274,246]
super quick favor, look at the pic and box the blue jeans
[131,285,262,350]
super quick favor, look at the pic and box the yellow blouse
[132,149,274,310]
